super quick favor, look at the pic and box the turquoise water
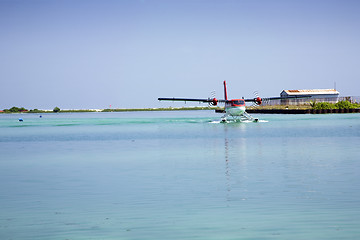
[0,111,359,240]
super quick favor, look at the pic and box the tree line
[311,100,360,110]
[1,107,61,113]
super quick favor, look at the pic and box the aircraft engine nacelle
[255,97,262,105]
[211,98,218,106]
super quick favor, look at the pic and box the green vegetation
[309,100,317,108]
[53,107,61,113]
[28,109,42,113]
[313,102,335,110]
[2,106,28,113]
[313,100,360,110]
[334,100,358,109]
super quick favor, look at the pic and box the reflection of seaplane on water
[158,81,309,122]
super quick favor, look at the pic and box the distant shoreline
[1,103,360,114]
[1,106,360,114]
[0,106,216,114]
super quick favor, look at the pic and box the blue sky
[1,0,359,109]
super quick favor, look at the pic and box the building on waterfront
[280,89,340,105]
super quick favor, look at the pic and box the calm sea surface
[0,111,359,240]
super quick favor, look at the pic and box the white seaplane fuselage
[222,98,258,122]
[225,99,246,116]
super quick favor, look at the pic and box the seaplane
[158,81,306,122]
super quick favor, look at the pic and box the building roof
[281,89,339,95]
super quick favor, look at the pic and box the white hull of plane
[226,106,246,116]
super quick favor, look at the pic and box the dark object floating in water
[39,115,42,118]
[19,118,23,122]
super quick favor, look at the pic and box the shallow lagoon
[0,111,359,239]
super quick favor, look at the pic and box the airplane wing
[158,97,225,105]
[244,95,312,105]
[244,95,311,102]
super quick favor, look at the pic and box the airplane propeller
[208,91,217,107]
[250,91,262,107]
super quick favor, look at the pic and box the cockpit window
[232,100,245,105]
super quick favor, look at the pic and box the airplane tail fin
[223,80,228,101]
